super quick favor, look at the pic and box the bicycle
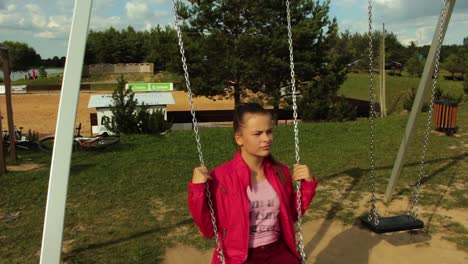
[38,123,120,152]
[3,126,39,150]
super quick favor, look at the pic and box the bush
[464,73,468,94]
[136,106,172,134]
[328,96,357,122]
[299,77,335,121]
[403,87,429,112]
[26,129,39,142]
[38,66,47,79]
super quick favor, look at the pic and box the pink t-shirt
[247,179,281,248]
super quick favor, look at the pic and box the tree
[103,75,140,134]
[103,75,172,134]
[405,52,425,77]
[0,41,41,72]
[178,0,345,117]
[144,25,179,71]
[85,27,148,64]
[38,66,47,78]
[443,51,466,78]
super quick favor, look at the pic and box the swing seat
[360,214,424,234]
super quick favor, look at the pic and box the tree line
[0,41,66,72]
[2,0,466,121]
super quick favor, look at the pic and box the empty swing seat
[360,214,424,234]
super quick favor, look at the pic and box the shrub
[26,129,39,142]
[464,73,468,94]
[136,106,172,134]
[328,96,357,122]
[38,66,47,79]
[403,87,429,112]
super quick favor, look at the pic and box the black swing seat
[360,214,424,234]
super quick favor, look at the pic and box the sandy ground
[1,91,466,263]
[163,195,468,264]
[163,220,467,264]
[0,91,234,137]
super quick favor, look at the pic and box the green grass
[0,74,467,262]
[2,101,467,263]
[11,76,62,85]
[90,83,117,91]
[338,71,465,114]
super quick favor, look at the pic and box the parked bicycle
[3,126,39,150]
[38,123,120,152]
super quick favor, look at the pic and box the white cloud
[94,0,118,9]
[90,15,123,30]
[126,1,151,20]
[34,31,57,39]
[334,0,358,6]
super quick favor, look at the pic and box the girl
[188,103,318,264]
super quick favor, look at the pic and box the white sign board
[0,85,27,94]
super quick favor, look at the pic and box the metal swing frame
[362,0,456,234]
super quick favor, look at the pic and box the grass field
[0,97,466,262]
[338,71,465,114]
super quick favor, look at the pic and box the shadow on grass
[63,218,193,261]
[423,155,462,231]
[394,152,467,197]
[321,153,466,183]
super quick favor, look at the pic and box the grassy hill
[338,71,465,114]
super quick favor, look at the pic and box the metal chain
[408,0,448,219]
[286,1,306,263]
[367,0,380,226]
[171,1,225,263]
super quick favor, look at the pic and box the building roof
[88,92,175,108]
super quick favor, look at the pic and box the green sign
[126,83,173,92]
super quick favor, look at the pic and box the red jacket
[188,151,318,264]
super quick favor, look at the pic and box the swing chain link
[286,1,307,263]
[368,0,380,225]
[172,1,225,263]
[367,0,380,226]
[408,0,448,219]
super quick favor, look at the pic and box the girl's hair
[233,103,285,183]
[233,103,271,133]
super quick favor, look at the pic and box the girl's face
[235,113,273,158]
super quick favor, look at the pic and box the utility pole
[0,46,7,174]
[0,45,16,163]
[381,23,387,117]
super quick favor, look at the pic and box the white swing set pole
[40,1,93,263]
[384,0,456,203]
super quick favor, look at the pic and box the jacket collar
[232,151,276,185]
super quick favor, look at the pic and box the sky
[0,0,467,59]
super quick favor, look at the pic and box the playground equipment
[361,0,456,233]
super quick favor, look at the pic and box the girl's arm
[283,165,318,222]
[188,168,220,238]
